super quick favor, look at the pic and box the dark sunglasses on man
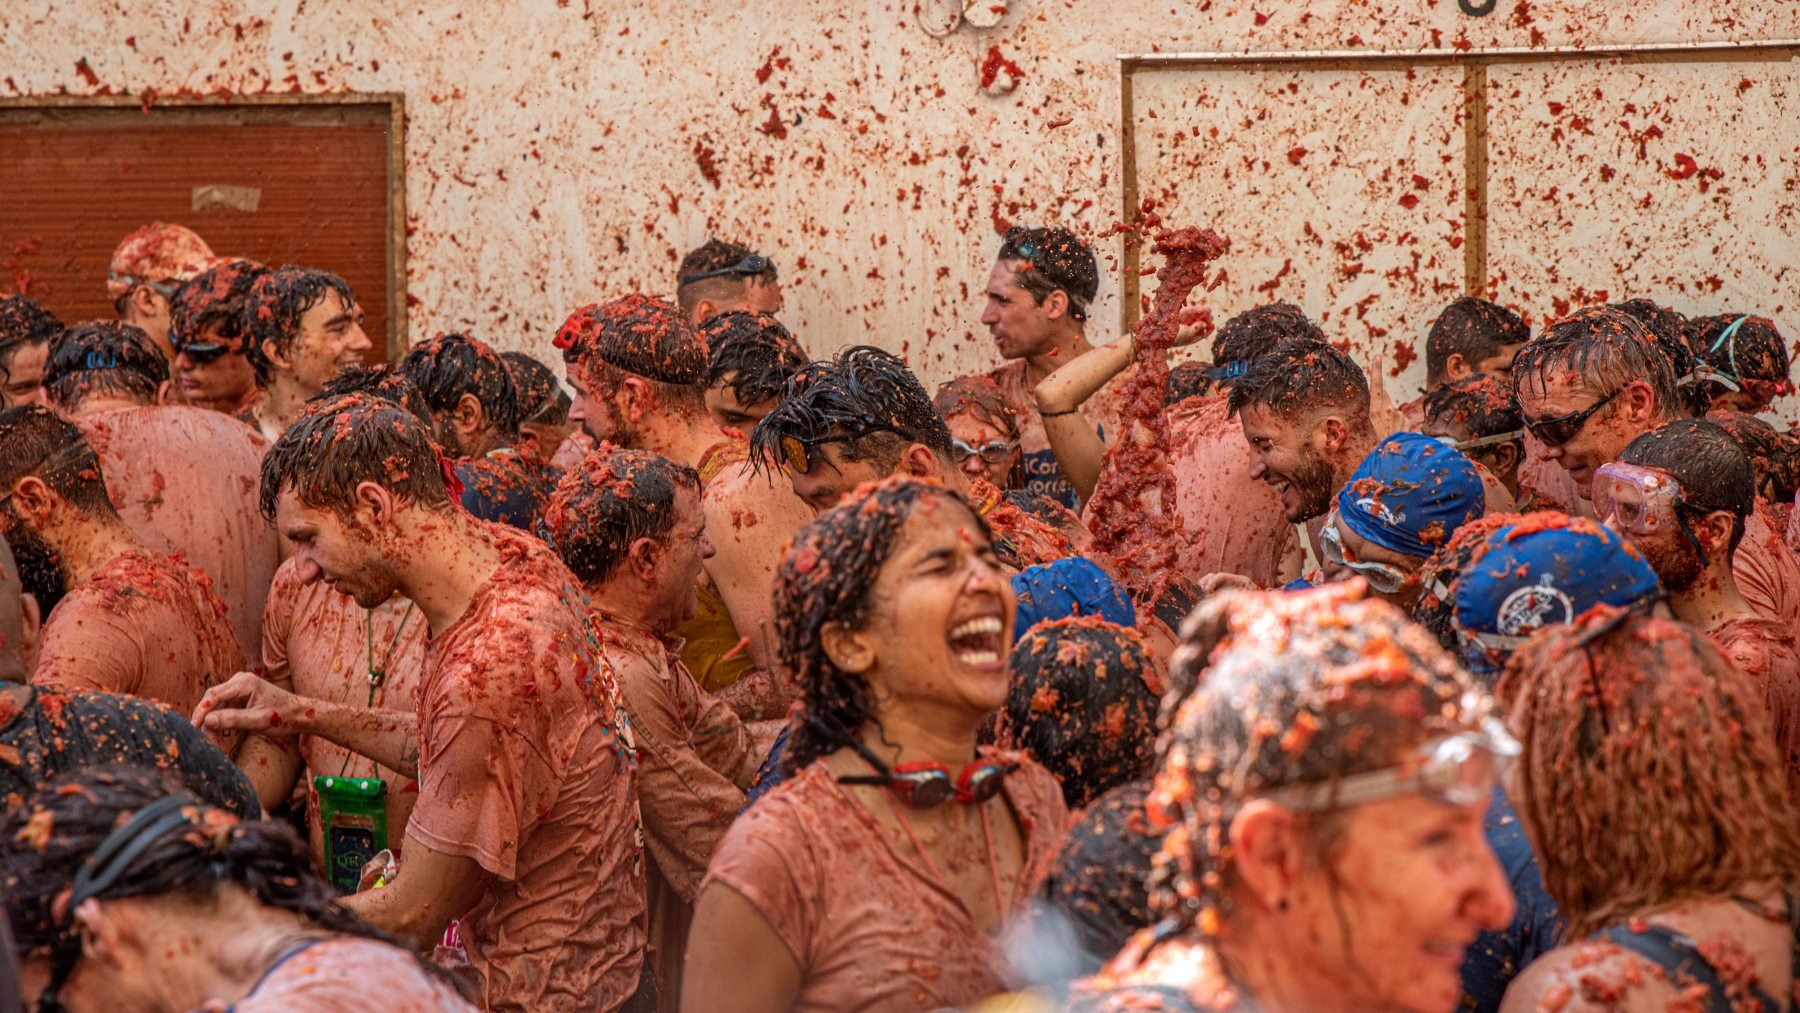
[778,422,918,475]
[679,253,776,288]
[176,342,233,366]
[1522,387,1619,447]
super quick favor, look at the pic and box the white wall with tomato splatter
[4,0,1796,417]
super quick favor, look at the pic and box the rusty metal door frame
[0,93,409,360]
[1116,40,1800,331]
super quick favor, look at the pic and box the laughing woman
[682,477,1071,1013]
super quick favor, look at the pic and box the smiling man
[168,258,267,415]
[240,266,373,441]
[193,396,650,1011]
[1227,339,1379,531]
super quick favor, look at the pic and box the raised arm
[1034,335,1137,502]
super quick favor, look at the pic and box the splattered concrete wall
[4,0,1795,415]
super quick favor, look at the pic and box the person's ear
[1317,416,1349,455]
[18,591,42,658]
[9,477,56,528]
[352,480,396,530]
[452,393,485,443]
[155,380,173,406]
[626,536,661,583]
[261,337,294,373]
[1041,289,1071,321]
[899,443,941,481]
[128,286,160,321]
[1227,799,1307,915]
[1698,510,1737,556]
[620,376,652,424]
[1623,380,1660,425]
[821,619,876,675]
[1444,352,1472,382]
[1490,442,1520,478]
[691,300,720,327]
[69,897,129,971]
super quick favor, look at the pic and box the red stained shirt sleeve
[31,594,141,697]
[408,709,559,882]
[703,796,819,968]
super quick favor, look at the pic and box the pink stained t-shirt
[261,555,428,875]
[76,404,280,662]
[31,550,244,718]
[1733,505,1800,631]
[703,754,1070,1013]
[1156,394,1290,589]
[1710,616,1800,796]
[230,937,476,1012]
[404,525,646,1013]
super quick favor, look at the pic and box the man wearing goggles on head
[675,238,783,326]
[1316,432,1486,610]
[1511,307,1800,634]
[1602,420,1800,782]
[105,222,216,362]
[1687,313,1793,415]
[1422,375,1567,514]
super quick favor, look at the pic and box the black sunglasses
[679,253,775,288]
[779,423,917,474]
[178,343,233,365]
[1523,387,1619,447]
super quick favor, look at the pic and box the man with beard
[240,266,373,441]
[43,321,279,661]
[0,406,242,717]
[1603,419,1800,787]
[557,295,813,713]
[400,331,548,532]
[1224,340,1379,574]
[193,396,650,1011]
[1512,307,1800,630]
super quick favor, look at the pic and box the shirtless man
[0,295,59,410]
[42,321,279,661]
[401,332,547,532]
[194,397,650,1011]
[967,226,1121,508]
[168,258,266,415]
[1604,419,1800,785]
[0,406,241,717]
[556,295,812,707]
[674,239,784,326]
[1512,306,1800,629]
[105,221,215,362]
[546,447,755,1007]
[240,266,373,442]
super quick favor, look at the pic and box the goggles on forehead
[679,253,775,288]
[1320,507,1413,594]
[951,437,1018,465]
[778,422,919,474]
[1434,429,1525,452]
[1261,717,1519,811]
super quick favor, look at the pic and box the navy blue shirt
[1459,786,1565,1013]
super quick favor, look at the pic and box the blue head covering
[1336,432,1486,560]
[1454,519,1661,674]
[1011,557,1135,643]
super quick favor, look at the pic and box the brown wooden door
[0,96,406,362]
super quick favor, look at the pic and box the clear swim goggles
[1260,717,1519,811]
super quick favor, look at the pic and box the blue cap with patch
[1454,519,1661,675]
[1011,556,1135,642]
[1336,432,1486,560]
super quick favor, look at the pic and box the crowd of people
[0,218,1794,1013]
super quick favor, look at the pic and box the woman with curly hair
[683,477,1070,1012]
[1496,608,1799,1013]
[1069,582,1516,1013]
[0,765,471,1012]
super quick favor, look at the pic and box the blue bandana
[1337,432,1486,559]
[1011,557,1135,642]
